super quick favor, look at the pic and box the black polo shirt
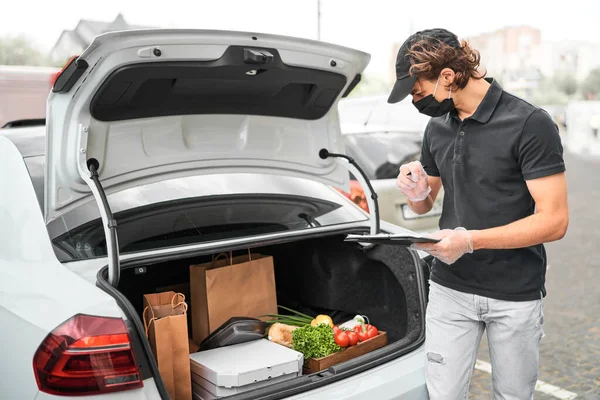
[421,77,566,301]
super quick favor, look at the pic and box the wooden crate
[303,331,388,374]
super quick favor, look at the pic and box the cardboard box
[303,331,388,374]
[189,339,303,398]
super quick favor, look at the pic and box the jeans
[424,280,545,400]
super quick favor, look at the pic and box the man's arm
[470,109,568,249]
[470,172,568,250]
[414,172,568,264]
[398,120,443,215]
[407,176,443,215]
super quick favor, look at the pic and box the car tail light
[51,55,78,87]
[49,70,61,87]
[336,180,370,213]
[33,314,143,396]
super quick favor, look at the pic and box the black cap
[387,28,461,104]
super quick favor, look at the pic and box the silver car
[338,96,444,233]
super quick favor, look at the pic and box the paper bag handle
[142,306,157,337]
[212,252,232,265]
[212,250,253,264]
[142,292,188,337]
[171,292,188,313]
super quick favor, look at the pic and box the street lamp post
[317,0,321,40]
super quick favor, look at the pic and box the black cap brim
[387,75,417,104]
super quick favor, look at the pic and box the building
[462,26,543,98]
[468,26,600,89]
[389,26,600,101]
[49,13,154,65]
[538,40,600,81]
[466,26,541,76]
[387,26,542,92]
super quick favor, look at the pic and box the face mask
[412,76,455,117]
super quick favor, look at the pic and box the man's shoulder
[499,89,548,120]
[502,92,558,133]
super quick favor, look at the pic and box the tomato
[358,331,369,342]
[333,326,341,334]
[353,324,362,333]
[367,326,378,339]
[335,331,349,348]
[347,331,359,346]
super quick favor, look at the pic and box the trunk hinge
[319,149,380,235]
[86,157,120,287]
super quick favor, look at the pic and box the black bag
[199,317,269,351]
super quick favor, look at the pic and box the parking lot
[469,149,600,399]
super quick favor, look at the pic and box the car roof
[0,124,46,158]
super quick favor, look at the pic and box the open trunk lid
[45,29,370,224]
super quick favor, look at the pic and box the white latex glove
[396,161,432,202]
[411,227,474,265]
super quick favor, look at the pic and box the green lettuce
[292,324,341,360]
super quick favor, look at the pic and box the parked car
[0,65,60,128]
[0,30,430,400]
[337,96,444,233]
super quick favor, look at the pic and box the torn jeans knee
[427,352,445,365]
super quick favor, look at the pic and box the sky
[2,0,599,78]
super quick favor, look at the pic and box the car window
[338,96,430,130]
[52,193,365,261]
[343,132,422,180]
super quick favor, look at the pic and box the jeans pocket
[538,295,546,340]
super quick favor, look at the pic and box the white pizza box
[189,339,303,389]
[192,369,299,398]
[192,381,215,400]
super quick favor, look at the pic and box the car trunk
[97,229,426,399]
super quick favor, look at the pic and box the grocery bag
[143,291,192,400]
[190,251,277,344]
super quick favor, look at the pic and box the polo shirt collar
[447,77,503,123]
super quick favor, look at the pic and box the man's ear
[440,68,456,89]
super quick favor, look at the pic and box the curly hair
[406,38,486,89]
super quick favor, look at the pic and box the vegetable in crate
[263,306,335,329]
[347,331,359,346]
[268,322,298,348]
[310,314,334,327]
[292,324,341,360]
[262,305,317,327]
[354,322,379,342]
[334,330,349,348]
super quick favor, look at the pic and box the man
[388,28,569,399]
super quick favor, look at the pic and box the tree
[554,72,578,96]
[582,68,600,100]
[0,34,49,66]
[531,76,570,105]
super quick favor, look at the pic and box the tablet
[344,233,441,246]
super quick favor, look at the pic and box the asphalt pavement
[469,149,600,399]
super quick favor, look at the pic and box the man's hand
[412,227,474,265]
[397,161,431,202]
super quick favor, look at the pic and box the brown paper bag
[190,252,277,344]
[188,338,200,354]
[143,292,192,400]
